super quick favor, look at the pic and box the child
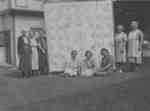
[115,25,127,72]
[64,50,81,77]
[81,50,96,77]
[96,48,114,75]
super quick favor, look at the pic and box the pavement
[0,59,150,111]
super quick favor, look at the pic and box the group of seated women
[63,48,115,77]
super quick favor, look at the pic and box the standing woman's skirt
[31,47,39,70]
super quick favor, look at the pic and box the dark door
[0,31,11,64]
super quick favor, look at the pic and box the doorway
[0,31,11,64]
[114,1,150,41]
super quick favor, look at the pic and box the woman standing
[37,30,49,75]
[18,30,32,78]
[29,31,39,75]
[115,25,127,72]
[128,21,144,71]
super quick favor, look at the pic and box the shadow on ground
[7,76,150,111]
[1,58,150,111]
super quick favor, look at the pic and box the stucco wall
[15,15,44,65]
[44,1,114,71]
[11,0,43,11]
[0,0,9,11]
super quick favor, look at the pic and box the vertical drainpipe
[11,12,16,66]
[112,0,116,59]
[8,0,16,66]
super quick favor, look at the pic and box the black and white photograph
[0,0,150,111]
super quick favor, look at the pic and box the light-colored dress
[128,29,144,64]
[30,38,39,70]
[81,58,96,77]
[64,58,80,76]
[115,32,127,63]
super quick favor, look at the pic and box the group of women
[115,21,144,72]
[64,20,144,77]
[64,48,114,77]
[18,20,143,78]
[17,29,49,78]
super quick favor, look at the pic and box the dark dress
[18,36,32,77]
[37,36,49,74]
[101,55,114,72]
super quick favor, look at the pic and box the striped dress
[115,32,127,63]
[128,29,144,64]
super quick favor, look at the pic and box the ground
[0,59,150,111]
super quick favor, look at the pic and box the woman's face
[131,21,138,30]
[71,51,78,59]
[21,30,26,36]
[28,31,34,38]
[101,50,108,57]
[40,31,45,37]
[34,32,40,38]
[117,25,123,33]
[86,51,92,59]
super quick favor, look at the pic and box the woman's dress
[37,36,49,74]
[64,58,80,76]
[81,58,96,77]
[128,29,144,64]
[30,38,39,70]
[115,32,127,63]
[18,36,32,77]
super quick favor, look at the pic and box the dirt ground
[0,58,150,111]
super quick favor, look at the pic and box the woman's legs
[116,63,123,72]
[32,70,40,76]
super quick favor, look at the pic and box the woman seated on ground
[81,50,96,77]
[64,50,81,77]
[96,48,115,75]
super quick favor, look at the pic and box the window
[15,0,28,8]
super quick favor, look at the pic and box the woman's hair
[117,24,124,30]
[101,48,109,53]
[85,50,93,57]
[71,50,78,55]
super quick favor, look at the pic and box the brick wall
[44,1,114,71]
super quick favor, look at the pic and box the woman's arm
[138,31,144,51]
[100,63,112,72]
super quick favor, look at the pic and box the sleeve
[124,33,128,41]
[17,37,23,55]
[139,31,144,43]
[138,30,144,50]
[42,37,48,51]
[123,33,128,47]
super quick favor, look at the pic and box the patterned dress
[115,32,127,63]
[81,58,96,77]
[128,29,144,64]
[64,58,80,76]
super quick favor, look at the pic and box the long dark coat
[18,36,32,77]
[37,36,49,74]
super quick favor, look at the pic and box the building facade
[0,0,149,67]
[0,0,44,65]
